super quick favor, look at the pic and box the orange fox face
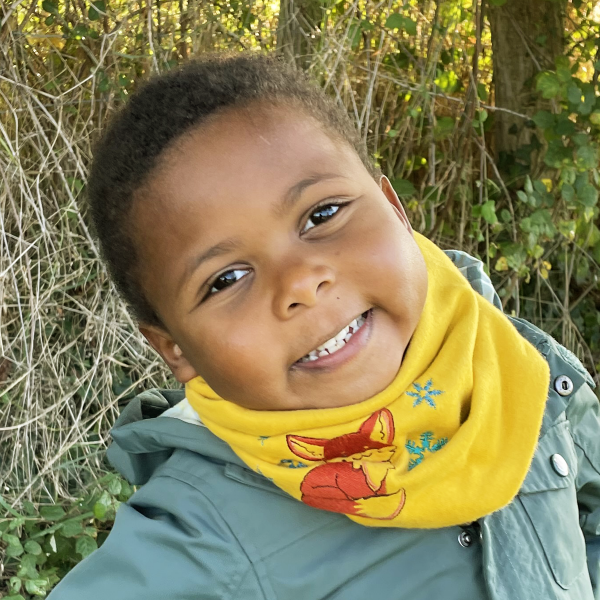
[286,409,406,520]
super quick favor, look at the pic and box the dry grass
[0,32,173,508]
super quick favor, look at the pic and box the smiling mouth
[297,310,370,363]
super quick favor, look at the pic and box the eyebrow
[180,237,241,293]
[275,173,343,217]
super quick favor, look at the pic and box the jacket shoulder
[47,473,265,600]
[508,316,595,389]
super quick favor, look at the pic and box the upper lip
[293,310,368,364]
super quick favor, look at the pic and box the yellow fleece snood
[187,234,550,528]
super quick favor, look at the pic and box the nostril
[289,302,299,309]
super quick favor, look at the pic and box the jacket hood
[106,249,502,486]
[106,388,246,485]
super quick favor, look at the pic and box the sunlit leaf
[24,578,50,596]
[590,111,600,126]
[481,200,498,225]
[536,72,560,99]
[495,256,509,271]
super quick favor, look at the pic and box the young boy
[47,54,600,600]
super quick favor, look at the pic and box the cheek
[345,214,425,303]
[190,312,279,397]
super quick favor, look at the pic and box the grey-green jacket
[47,251,600,600]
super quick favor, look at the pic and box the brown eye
[302,203,343,233]
[209,269,249,296]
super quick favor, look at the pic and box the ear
[139,324,199,384]
[287,435,327,462]
[379,175,413,234]
[360,409,395,445]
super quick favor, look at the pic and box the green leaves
[385,13,417,35]
[575,144,598,169]
[578,184,598,207]
[590,111,600,126]
[561,183,575,202]
[390,178,416,197]
[1,475,133,596]
[17,554,38,579]
[25,578,51,596]
[93,490,113,520]
[435,70,459,93]
[536,72,561,99]
[567,82,595,115]
[108,477,122,496]
[481,200,498,225]
[88,0,106,20]
[519,209,557,240]
[40,505,66,521]
[42,0,59,15]
[3,533,24,557]
[76,536,98,558]
[544,140,571,169]
[61,519,84,538]
[23,540,43,555]
[532,110,555,130]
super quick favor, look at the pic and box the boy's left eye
[302,202,345,233]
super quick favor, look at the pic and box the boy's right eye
[206,268,250,298]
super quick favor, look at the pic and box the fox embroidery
[286,408,406,520]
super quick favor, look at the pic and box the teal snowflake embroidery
[406,379,444,408]
[405,432,448,470]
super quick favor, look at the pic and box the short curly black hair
[88,53,379,327]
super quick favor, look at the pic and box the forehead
[143,104,364,220]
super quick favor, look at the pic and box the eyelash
[203,200,349,300]
[301,200,348,234]
[206,268,251,299]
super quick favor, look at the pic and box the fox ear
[360,409,395,445]
[287,435,327,461]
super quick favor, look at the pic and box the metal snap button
[458,530,473,548]
[554,375,574,396]
[550,453,569,477]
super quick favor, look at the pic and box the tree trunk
[277,0,323,69]
[488,0,564,159]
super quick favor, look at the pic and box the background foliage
[1,0,600,596]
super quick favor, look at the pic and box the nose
[272,260,335,319]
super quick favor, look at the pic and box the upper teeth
[299,313,367,363]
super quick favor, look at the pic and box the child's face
[136,104,427,410]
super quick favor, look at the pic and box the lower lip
[293,309,373,372]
